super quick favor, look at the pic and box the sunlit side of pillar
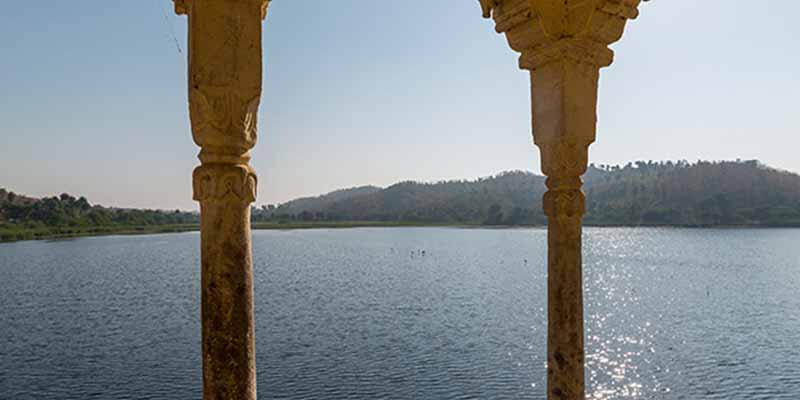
[480,1,641,398]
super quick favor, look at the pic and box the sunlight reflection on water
[1,228,799,399]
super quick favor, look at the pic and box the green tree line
[0,191,198,241]
[5,159,800,242]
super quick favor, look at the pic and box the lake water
[1,228,799,399]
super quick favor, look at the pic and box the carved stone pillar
[175,1,269,399]
[481,1,640,398]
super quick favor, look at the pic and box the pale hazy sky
[1,1,798,210]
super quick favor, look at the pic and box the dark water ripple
[1,228,799,399]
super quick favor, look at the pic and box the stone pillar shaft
[534,57,598,400]
[545,201,585,399]
[195,165,257,400]
[481,1,642,398]
[176,0,269,398]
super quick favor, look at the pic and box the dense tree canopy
[0,191,199,240]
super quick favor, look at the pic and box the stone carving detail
[537,141,590,180]
[174,0,189,15]
[543,182,586,243]
[480,0,641,70]
[189,87,260,151]
[527,0,602,38]
[521,38,613,70]
[479,0,501,18]
[176,0,267,207]
[543,188,585,218]
[193,164,257,204]
[602,0,641,19]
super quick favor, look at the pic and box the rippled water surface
[1,228,799,399]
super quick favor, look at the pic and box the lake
[1,228,799,399]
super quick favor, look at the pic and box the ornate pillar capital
[192,164,258,204]
[481,0,640,70]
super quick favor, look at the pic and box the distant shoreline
[6,160,800,243]
[2,221,799,243]
[0,222,447,243]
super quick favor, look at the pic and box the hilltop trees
[583,160,800,226]
[256,160,800,227]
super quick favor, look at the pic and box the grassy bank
[0,221,460,243]
[0,224,201,242]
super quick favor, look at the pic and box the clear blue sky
[1,1,798,210]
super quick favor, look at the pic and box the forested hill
[258,160,800,227]
[4,159,800,241]
[267,186,382,216]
